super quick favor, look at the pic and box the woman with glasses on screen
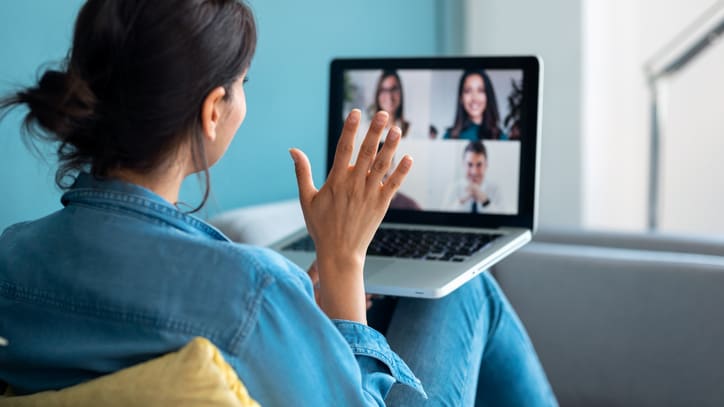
[0,1,555,405]
[370,70,411,138]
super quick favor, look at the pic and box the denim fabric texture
[0,173,423,406]
[369,273,558,406]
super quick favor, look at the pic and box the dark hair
[463,140,487,158]
[0,0,257,212]
[372,70,410,137]
[503,78,523,140]
[448,70,501,140]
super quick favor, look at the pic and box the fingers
[381,155,413,200]
[367,126,401,187]
[290,148,317,206]
[307,260,321,306]
[330,110,362,175]
[353,111,389,178]
[307,260,319,283]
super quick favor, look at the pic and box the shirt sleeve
[333,320,425,398]
[224,255,426,406]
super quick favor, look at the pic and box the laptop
[271,56,542,298]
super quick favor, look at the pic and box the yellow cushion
[0,337,259,407]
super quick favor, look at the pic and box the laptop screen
[328,57,541,230]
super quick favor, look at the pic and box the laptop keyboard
[282,228,502,262]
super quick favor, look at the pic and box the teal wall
[0,1,451,230]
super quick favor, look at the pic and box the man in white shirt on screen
[445,140,501,213]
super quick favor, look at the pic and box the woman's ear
[200,86,227,142]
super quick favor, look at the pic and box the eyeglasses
[379,86,401,94]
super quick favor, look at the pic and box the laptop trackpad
[363,258,395,280]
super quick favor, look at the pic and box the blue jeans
[368,272,558,406]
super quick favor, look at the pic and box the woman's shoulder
[220,243,304,279]
[187,239,308,292]
[1,209,308,296]
[0,211,67,267]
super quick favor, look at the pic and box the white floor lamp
[644,1,724,230]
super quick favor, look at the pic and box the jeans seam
[460,288,491,405]
[480,279,507,360]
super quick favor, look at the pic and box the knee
[444,272,498,316]
[477,271,509,321]
[480,271,510,303]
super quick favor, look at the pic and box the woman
[370,70,411,138]
[444,70,508,141]
[0,1,555,405]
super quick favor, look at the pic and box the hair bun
[21,69,97,140]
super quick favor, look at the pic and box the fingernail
[388,127,401,141]
[348,110,360,123]
[401,155,413,169]
[375,111,389,124]
[288,149,297,163]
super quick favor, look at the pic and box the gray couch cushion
[494,242,724,407]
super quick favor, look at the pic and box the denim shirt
[0,173,424,405]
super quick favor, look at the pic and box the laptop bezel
[327,56,541,232]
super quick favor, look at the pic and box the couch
[211,199,724,407]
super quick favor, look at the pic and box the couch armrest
[534,228,724,257]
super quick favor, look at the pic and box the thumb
[307,259,319,284]
[289,148,317,205]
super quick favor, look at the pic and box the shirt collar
[61,173,230,242]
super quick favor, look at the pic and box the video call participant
[370,70,411,138]
[444,70,508,141]
[446,141,501,213]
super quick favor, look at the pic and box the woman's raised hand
[289,109,412,323]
